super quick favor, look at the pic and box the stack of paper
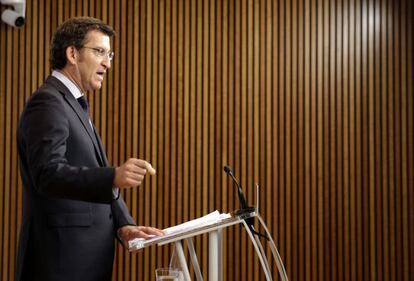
[129,210,231,250]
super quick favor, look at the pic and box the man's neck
[59,68,85,94]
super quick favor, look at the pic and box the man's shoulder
[30,76,67,101]
[22,77,69,114]
[18,77,70,130]
[39,75,65,94]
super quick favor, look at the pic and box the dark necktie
[77,95,103,164]
[77,96,89,115]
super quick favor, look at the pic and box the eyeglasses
[82,46,114,61]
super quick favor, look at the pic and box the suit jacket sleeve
[112,194,136,229]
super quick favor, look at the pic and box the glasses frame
[81,46,114,61]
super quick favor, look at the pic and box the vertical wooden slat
[297,0,305,276]
[208,0,216,216]
[137,8,146,279]
[299,1,306,244]
[9,19,18,279]
[0,16,5,279]
[167,0,176,271]
[323,0,331,280]
[2,20,12,281]
[285,0,292,276]
[233,0,241,279]
[368,0,376,278]
[239,0,246,277]
[131,0,140,277]
[182,1,190,228]
[316,0,325,280]
[400,1,409,281]
[130,0,139,276]
[188,0,196,225]
[247,0,254,226]
[258,0,267,278]
[393,1,401,279]
[342,0,351,280]
[407,1,414,280]
[276,0,286,278]
[220,0,229,279]
[376,0,384,279]
[126,0,134,277]
[387,0,396,279]
[201,0,208,221]
[215,0,223,222]
[175,1,186,276]
[380,0,390,279]
[226,0,235,279]
[329,1,338,279]
[388,1,399,280]
[336,0,344,279]
[16,1,26,266]
[291,0,298,278]
[349,0,357,279]
[355,0,364,279]
[152,0,159,273]
[304,0,312,278]
[162,0,170,239]
[265,0,276,276]
[143,0,152,277]
[150,3,158,276]
[373,0,383,279]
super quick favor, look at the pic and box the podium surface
[129,210,288,281]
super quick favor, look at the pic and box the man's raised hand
[113,159,156,189]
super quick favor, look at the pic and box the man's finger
[143,162,156,175]
[130,159,156,175]
[141,226,164,236]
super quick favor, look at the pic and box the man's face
[76,30,111,92]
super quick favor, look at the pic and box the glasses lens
[96,48,106,56]
[82,47,114,60]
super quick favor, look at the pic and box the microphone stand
[224,165,289,281]
[224,165,268,240]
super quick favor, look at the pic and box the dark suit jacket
[16,76,135,281]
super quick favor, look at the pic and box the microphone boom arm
[224,165,269,240]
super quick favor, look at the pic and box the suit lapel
[92,125,109,166]
[46,76,106,167]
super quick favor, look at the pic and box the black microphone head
[223,165,232,174]
[223,165,249,211]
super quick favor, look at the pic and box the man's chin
[92,82,103,91]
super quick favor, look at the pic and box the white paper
[128,210,231,251]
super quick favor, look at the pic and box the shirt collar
[52,70,84,99]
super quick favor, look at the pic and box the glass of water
[155,268,183,281]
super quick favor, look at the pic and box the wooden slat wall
[0,0,413,280]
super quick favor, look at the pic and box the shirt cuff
[112,187,120,200]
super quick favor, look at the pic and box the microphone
[223,165,253,213]
[224,165,269,240]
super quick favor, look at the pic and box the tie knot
[77,96,89,114]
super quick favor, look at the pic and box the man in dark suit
[16,17,163,281]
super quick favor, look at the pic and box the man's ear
[66,46,78,65]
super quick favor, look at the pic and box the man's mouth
[96,71,105,80]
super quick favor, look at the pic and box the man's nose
[102,56,111,69]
